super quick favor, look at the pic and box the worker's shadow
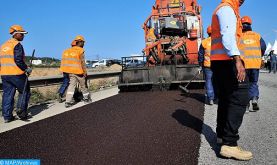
[172,109,221,156]
[28,102,54,117]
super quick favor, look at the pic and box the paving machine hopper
[119,0,204,91]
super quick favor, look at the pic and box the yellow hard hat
[74,35,85,42]
[9,25,28,35]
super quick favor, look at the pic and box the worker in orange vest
[240,16,266,112]
[210,0,253,160]
[198,26,215,105]
[0,25,32,123]
[60,35,91,108]
[57,41,78,103]
[146,28,157,42]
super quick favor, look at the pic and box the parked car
[109,59,122,65]
[92,59,107,67]
[125,59,145,68]
[86,60,99,68]
[92,59,122,67]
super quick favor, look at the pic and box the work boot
[4,116,16,123]
[251,99,260,112]
[209,100,214,105]
[65,102,74,108]
[19,114,32,121]
[58,94,63,103]
[16,110,31,121]
[220,145,253,161]
[83,97,92,104]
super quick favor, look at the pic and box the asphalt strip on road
[0,90,205,165]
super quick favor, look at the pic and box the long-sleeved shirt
[198,43,205,65]
[260,37,266,55]
[14,42,28,71]
[216,6,240,57]
[80,52,87,75]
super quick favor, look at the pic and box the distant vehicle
[109,59,122,65]
[125,59,145,68]
[86,60,99,68]
[92,59,121,67]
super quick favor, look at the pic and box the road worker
[198,26,215,105]
[240,16,266,112]
[0,25,32,123]
[210,0,253,160]
[57,41,77,103]
[146,28,157,43]
[269,50,277,73]
[60,35,91,108]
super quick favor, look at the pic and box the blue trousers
[58,73,70,96]
[1,74,31,120]
[203,67,215,101]
[246,69,259,100]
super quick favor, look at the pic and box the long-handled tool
[179,68,202,94]
[17,49,35,116]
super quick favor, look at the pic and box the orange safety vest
[211,1,242,61]
[240,31,262,69]
[202,37,212,67]
[147,28,157,42]
[60,46,85,75]
[0,38,25,75]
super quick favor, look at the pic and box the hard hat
[207,26,212,34]
[9,25,28,35]
[241,16,252,25]
[74,35,85,42]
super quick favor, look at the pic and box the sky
[1,0,276,60]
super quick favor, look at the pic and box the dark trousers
[271,61,277,73]
[203,67,215,101]
[1,74,31,120]
[211,60,249,146]
[267,61,271,72]
[58,73,70,96]
[246,69,259,100]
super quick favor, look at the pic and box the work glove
[25,68,32,75]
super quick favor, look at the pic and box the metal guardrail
[0,71,121,89]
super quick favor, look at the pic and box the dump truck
[119,0,204,91]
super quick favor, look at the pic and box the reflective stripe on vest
[211,3,242,61]
[0,55,14,59]
[0,38,25,75]
[60,46,85,75]
[61,63,81,67]
[1,63,19,66]
[61,57,81,62]
[240,31,262,69]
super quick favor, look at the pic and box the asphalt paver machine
[119,0,204,91]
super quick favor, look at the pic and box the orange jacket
[0,38,25,75]
[240,31,262,69]
[147,28,157,42]
[211,0,242,61]
[202,37,212,67]
[60,46,86,75]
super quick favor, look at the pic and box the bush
[30,89,45,105]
